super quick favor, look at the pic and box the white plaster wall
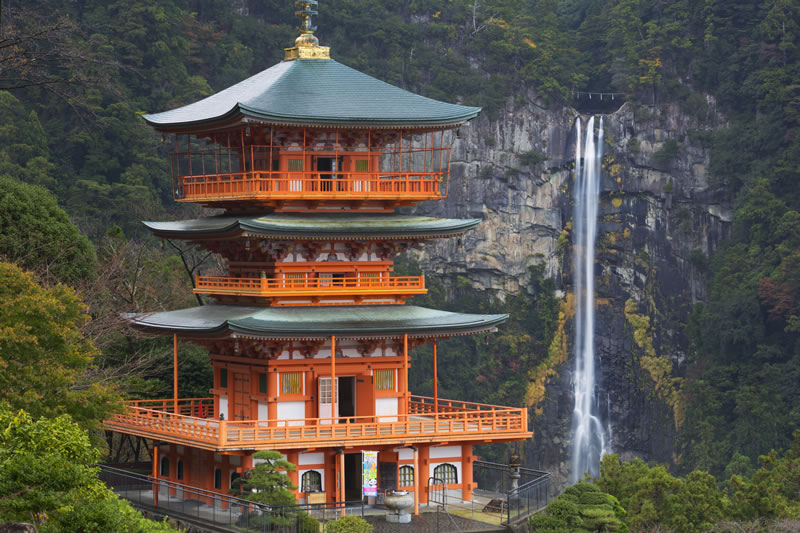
[376,397,398,422]
[429,446,461,459]
[396,448,414,461]
[258,401,269,427]
[277,401,306,426]
[299,452,324,465]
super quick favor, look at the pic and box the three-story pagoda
[105,3,531,512]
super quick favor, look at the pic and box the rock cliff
[410,92,731,486]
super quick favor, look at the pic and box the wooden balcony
[193,275,426,306]
[103,396,530,452]
[175,171,445,205]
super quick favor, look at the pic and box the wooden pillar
[421,445,431,504]
[173,335,178,414]
[331,336,336,420]
[433,340,438,414]
[152,445,159,507]
[288,451,300,498]
[267,363,277,425]
[462,444,474,502]
[402,334,409,415]
[338,450,345,516]
[413,446,420,516]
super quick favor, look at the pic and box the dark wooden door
[232,372,251,420]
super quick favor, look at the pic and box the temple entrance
[316,157,343,191]
[338,376,356,423]
[344,453,362,502]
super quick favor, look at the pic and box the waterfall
[569,116,611,484]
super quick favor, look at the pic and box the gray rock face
[411,94,730,487]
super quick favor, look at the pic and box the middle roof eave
[142,213,482,240]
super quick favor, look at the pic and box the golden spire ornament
[285,0,330,60]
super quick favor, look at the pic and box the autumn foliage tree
[0,261,120,431]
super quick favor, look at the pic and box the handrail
[174,170,445,202]
[194,275,426,295]
[106,397,529,450]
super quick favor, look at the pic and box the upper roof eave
[143,105,478,133]
[142,59,481,133]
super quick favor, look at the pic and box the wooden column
[413,446,420,516]
[152,445,159,507]
[288,451,300,498]
[462,444,474,502]
[419,445,430,504]
[338,451,345,516]
[173,335,178,413]
[433,340,438,414]
[331,336,336,420]
[267,363,277,426]
[403,334,409,415]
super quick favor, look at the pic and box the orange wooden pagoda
[104,4,531,513]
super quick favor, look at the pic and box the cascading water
[569,116,612,484]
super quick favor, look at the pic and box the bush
[325,515,373,533]
[652,139,680,169]
[530,482,627,532]
[520,150,548,166]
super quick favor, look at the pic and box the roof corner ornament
[285,1,330,61]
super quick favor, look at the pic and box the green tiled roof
[143,213,481,240]
[130,305,507,338]
[143,59,480,130]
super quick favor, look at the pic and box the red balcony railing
[193,275,426,299]
[175,171,445,203]
[104,396,530,451]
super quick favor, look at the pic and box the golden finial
[285,1,330,60]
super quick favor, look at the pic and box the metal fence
[472,460,551,524]
[98,464,364,532]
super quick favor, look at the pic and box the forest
[1,0,799,531]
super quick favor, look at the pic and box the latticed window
[361,272,380,285]
[399,465,414,486]
[259,373,267,394]
[355,160,369,172]
[319,377,338,404]
[288,159,303,172]
[176,460,184,480]
[302,470,322,492]
[375,370,394,391]
[160,457,170,477]
[287,273,304,287]
[219,368,228,388]
[434,463,458,484]
[214,468,222,490]
[282,372,302,395]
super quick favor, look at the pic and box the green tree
[729,430,800,521]
[0,262,120,431]
[239,450,298,506]
[0,176,96,283]
[0,404,175,532]
[596,455,727,533]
